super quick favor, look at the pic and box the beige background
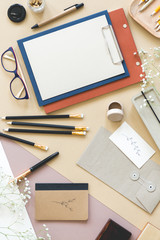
[1,0,160,231]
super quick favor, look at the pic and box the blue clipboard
[18,10,129,106]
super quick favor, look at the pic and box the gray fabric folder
[77,127,160,214]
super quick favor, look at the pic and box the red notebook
[44,8,142,113]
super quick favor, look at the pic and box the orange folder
[44,8,142,113]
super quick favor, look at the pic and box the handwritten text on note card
[109,122,155,168]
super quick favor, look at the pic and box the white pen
[154,20,160,29]
[156,25,160,31]
[138,0,148,6]
[151,6,160,16]
[155,16,160,22]
[139,0,155,12]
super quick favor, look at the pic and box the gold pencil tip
[34,143,48,151]
[3,129,8,132]
[75,126,89,131]
[72,131,86,136]
[8,178,17,184]
[70,114,84,119]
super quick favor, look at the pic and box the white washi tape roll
[107,101,124,122]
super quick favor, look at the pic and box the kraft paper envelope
[35,183,88,221]
[77,127,160,214]
[137,223,160,240]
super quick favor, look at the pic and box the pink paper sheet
[1,138,140,240]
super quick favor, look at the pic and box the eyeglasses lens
[11,76,26,99]
[2,51,16,72]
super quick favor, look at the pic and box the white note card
[109,122,155,168]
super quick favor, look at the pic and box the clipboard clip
[102,25,123,64]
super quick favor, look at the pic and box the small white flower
[143,103,147,107]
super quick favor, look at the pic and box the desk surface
[1,0,160,231]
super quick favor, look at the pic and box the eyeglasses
[1,47,29,100]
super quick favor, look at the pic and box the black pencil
[1,114,84,120]
[3,128,86,136]
[9,152,59,183]
[141,91,160,123]
[7,121,89,131]
[0,131,48,151]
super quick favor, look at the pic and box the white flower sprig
[140,95,155,109]
[0,222,51,240]
[0,167,31,216]
[38,224,52,240]
[133,47,160,109]
[0,221,37,240]
[0,167,52,240]
[137,47,160,93]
